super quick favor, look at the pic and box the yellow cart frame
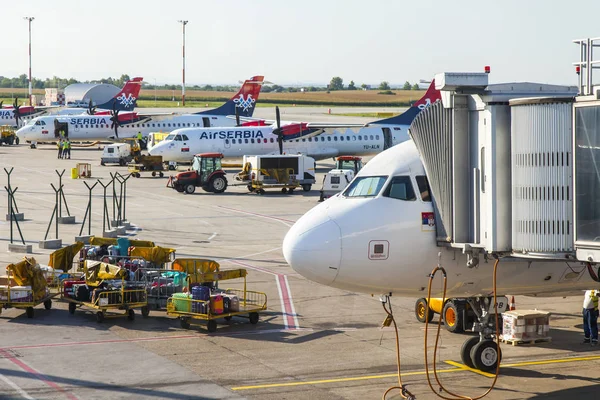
[61,262,149,323]
[166,268,267,332]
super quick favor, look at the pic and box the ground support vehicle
[234,154,314,194]
[61,260,148,322]
[319,156,363,201]
[167,153,227,194]
[128,155,165,178]
[415,297,506,334]
[100,143,132,166]
[0,125,19,145]
[167,267,267,332]
[0,257,61,318]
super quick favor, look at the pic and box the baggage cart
[0,257,61,318]
[166,267,267,332]
[61,260,148,322]
[128,155,165,178]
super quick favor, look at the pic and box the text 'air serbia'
[16,76,265,146]
[148,81,441,162]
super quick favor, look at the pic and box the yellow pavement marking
[444,360,496,378]
[231,354,600,390]
[231,368,464,391]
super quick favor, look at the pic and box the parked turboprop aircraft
[16,76,265,148]
[147,81,441,162]
[282,139,599,372]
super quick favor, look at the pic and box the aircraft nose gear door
[382,128,392,150]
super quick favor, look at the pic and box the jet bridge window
[343,176,388,197]
[383,176,416,201]
[415,176,432,202]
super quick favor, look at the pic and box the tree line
[328,77,421,91]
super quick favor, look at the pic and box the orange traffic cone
[509,296,516,311]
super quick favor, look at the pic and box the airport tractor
[167,153,227,194]
[0,125,19,146]
[319,156,363,201]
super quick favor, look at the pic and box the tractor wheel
[15,136,20,145]
[247,184,254,192]
[302,184,312,192]
[210,176,227,193]
[281,188,288,193]
[175,185,184,193]
[7,136,14,145]
[151,171,156,177]
[415,298,434,323]
[184,184,196,194]
[443,300,465,333]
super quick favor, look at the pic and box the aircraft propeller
[235,107,241,126]
[87,100,96,115]
[12,98,21,126]
[109,100,120,138]
[271,106,284,155]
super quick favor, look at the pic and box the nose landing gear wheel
[460,336,480,369]
[470,340,501,373]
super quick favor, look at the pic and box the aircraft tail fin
[196,75,264,117]
[372,79,441,125]
[97,77,143,111]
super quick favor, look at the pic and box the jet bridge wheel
[443,300,465,333]
[415,298,434,323]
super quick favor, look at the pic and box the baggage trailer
[0,257,61,318]
[166,262,267,332]
[61,260,148,322]
[128,155,165,178]
[234,154,315,194]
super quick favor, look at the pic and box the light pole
[24,17,35,106]
[177,20,188,106]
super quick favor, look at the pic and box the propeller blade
[0,101,3,108]
[235,107,240,126]
[278,136,283,155]
[275,106,281,130]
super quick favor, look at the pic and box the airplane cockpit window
[383,176,416,201]
[343,176,387,197]
[35,120,42,126]
[165,134,176,141]
[182,134,189,141]
[174,135,183,141]
[415,176,432,202]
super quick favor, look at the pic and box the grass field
[0,87,425,107]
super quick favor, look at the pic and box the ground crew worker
[583,289,599,345]
[57,139,63,159]
[137,131,147,150]
[65,139,71,159]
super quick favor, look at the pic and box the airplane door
[382,128,393,150]
[203,117,211,127]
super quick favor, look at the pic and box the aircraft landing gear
[30,141,37,149]
[459,296,507,372]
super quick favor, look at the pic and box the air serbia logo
[233,94,256,112]
[117,93,136,108]
[417,98,432,110]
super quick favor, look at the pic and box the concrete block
[116,226,127,235]
[74,235,93,244]
[121,221,132,229]
[8,243,32,253]
[5,213,24,221]
[58,216,76,224]
[103,230,118,238]
[111,220,123,227]
[39,239,62,249]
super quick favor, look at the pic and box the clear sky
[5,0,600,86]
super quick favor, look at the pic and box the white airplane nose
[283,218,342,285]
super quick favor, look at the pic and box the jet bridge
[409,71,579,262]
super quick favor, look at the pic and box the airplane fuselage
[148,124,409,161]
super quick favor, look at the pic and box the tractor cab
[319,156,364,201]
[168,153,228,194]
[335,156,363,174]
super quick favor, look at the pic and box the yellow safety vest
[593,290,599,311]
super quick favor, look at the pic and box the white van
[100,143,132,166]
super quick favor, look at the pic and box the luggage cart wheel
[180,318,190,329]
[96,311,105,323]
[25,307,34,319]
[249,312,259,325]
[207,320,217,333]
[44,299,52,310]
[141,306,150,318]
[159,172,164,178]
[224,316,232,321]
[68,302,76,314]
[127,309,135,321]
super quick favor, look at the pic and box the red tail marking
[232,75,264,102]
[413,79,441,108]
[115,76,143,99]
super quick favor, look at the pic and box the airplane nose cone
[283,218,342,286]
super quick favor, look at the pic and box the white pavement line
[207,232,217,241]
[215,205,293,227]
[284,275,300,329]
[275,276,288,330]
[216,246,282,264]
[0,372,35,400]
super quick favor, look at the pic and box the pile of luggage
[63,279,145,305]
[172,284,240,315]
